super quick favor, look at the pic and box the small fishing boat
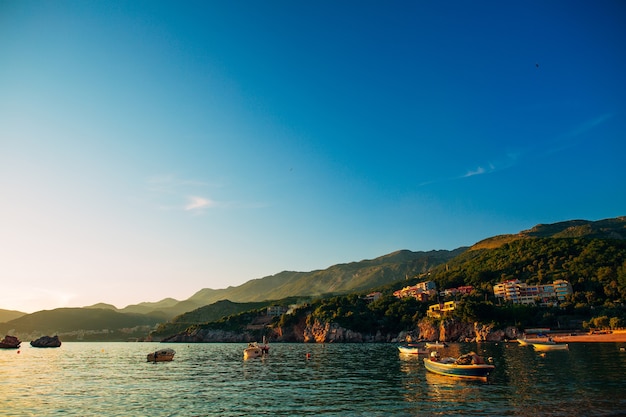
[423,351,494,380]
[531,341,568,351]
[425,341,448,349]
[397,345,428,355]
[243,339,269,360]
[0,335,21,349]
[147,348,176,362]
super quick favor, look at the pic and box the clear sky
[1,1,625,313]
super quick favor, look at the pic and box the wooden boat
[0,335,21,349]
[243,339,269,360]
[423,351,494,380]
[147,348,176,362]
[425,341,448,349]
[531,341,568,351]
[397,345,428,355]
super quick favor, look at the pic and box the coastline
[553,330,626,343]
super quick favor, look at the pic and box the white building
[493,279,572,305]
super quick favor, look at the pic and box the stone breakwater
[161,318,520,343]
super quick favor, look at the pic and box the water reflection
[2,342,625,416]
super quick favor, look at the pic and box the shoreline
[552,331,626,343]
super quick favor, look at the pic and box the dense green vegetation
[433,238,626,304]
[4,218,625,341]
[319,238,626,333]
[162,236,626,340]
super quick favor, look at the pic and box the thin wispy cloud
[185,196,216,211]
[564,113,613,138]
[539,113,614,158]
[463,163,494,178]
[419,152,521,186]
[145,174,267,214]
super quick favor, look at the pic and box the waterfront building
[393,281,437,301]
[427,301,458,317]
[493,279,572,305]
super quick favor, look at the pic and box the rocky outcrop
[0,335,21,349]
[30,335,61,348]
[162,328,259,343]
[160,316,519,344]
[303,319,363,343]
[406,319,518,343]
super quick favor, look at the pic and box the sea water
[1,342,624,416]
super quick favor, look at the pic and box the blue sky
[1,1,625,313]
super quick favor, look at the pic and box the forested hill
[154,219,626,342]
[423,217,626,310]
[471,217,626,250]
[186,248,467,306]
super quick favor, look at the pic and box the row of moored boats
[396,336,570,380]
[146,338,270,363]
[397,342,495,380]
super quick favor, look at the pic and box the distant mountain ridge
[0,309,26,323]
[98,248,466,318]
[471,217,626,250]
[2,216,624,340]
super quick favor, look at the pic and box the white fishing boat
[243,338,269,359]
[397,345,428,355]
[425,341,448,349]
[531,341,568,351]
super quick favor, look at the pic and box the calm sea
[1,342,624,416]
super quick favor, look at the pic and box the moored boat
[397,345,428,355]
[243,340,270,359]
[425,341,448,349]
[516,337,548,346]
[147,348,176,362]
[423,351,494,380]
[0,335,21,349]
[531,341,568,351]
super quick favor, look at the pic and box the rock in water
[30,335,62,348]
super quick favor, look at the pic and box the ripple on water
[1,342,625,416]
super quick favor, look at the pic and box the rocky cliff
[161,317,519,343]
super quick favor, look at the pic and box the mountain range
[1,216,624,340]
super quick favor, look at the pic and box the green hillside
[472,217,625,250]
[5,216,625,341]
[149,299,295,340]
[187,249,465,306]
[0,308,164,341]
[161,217,626,341]
[0,309,27,323]
[112,249,462,318]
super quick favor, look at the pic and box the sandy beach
[553,330,626,343]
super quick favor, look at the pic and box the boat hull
[531,342,568,351]
[243,343,269,359]
[398,346,427,355]
[423,358,494,380]
[425,342,447,349]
